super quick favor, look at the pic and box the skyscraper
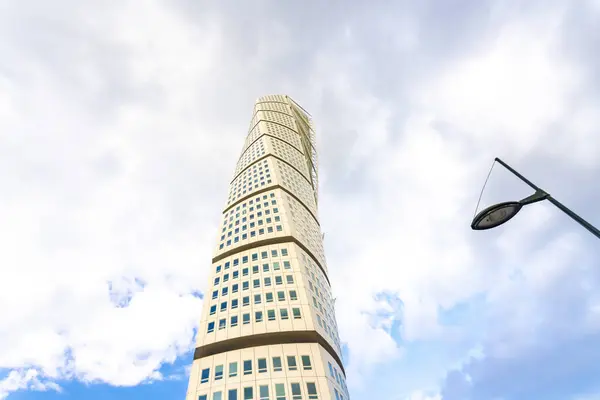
[186,95,349,400]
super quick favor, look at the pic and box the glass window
[289,290,298,300]
[229,362,238,377]
[228,389,238,400]
[328,362,334,376]
[286,275,294,284]
[223,273,229,282]
[243,296,250,306]
[254,294,261,304]
[287,356,297,371]
[291,383,302,400]
[259,385,269,400]
[232,299,239,309]
[293,308,301,319]
[215,365,223,380]
[222,287,228,296]
[231,315,238,327]
[261,251,268,259]
[214,277,220,285]
[225,262,230,269]
[207,322,215,333]
[242,281,249,290]
[242,268,249,276]
[199,396,207,400]
[255,311,263,322]
[220,301,227,312]
[201,368,210,383]
[283,261,291,269]
[277,291,285,301]
[232,283,239,293]
[273,262,280,270]
[210,305,216,315]
[281,309,289,320]
[213,392,222,400]
[271,250,278,257]
[281,248,288,256]
[242,256,248,263]
[266,292,274,302]
[216,265,222,273]
[275,383,286,400]
[258,358,267,373]
[233,271,239,279]
[301,356,312,370]
[306,383,318,399]
[267,309,276,321]
[264,277,272,286]
[275,276,283,285]
[243,360,252,375]
[273,356,283,372]
[252,265,259,274]
[243,313,250,324]
[252,253,258,261]
[219,318,226,329]
[243,387,253,400]
[212,290,218,299]
[253,279,260,288]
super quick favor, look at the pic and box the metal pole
[545,196,600,239]
[495,157,600,239]
[495,158,541,191]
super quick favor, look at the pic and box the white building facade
[186,95,349,400]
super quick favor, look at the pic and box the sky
[1,0,600,399]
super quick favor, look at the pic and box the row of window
[198,381,318,400]
[219,224,283,249]
[228,179,272,201]
[234,140,265,176]
[224,202,279,229]
[286,198,324,264]
[210,290,299,314]
[327,362,348,398]
[213,274,295,294]
[224,194,277,220]
[214,262,293,285]
[215,248,289,272]
[210,275,296,299]
[207,307,303,332]
[276,160,317,216]
[201,355,313,383]
[221,211,281,239]
[228,162,271,204]
[221,194,280,238]
[214,264,293,284]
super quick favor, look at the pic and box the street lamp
[471,158,600,239]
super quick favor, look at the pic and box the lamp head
[471,201,523,230]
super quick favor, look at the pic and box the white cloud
[406,390,442,400]
[0,0,224,394]
[0,369,61,400]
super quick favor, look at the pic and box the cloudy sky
[2,0,600,399]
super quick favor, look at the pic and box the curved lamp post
[471,158,600,239]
